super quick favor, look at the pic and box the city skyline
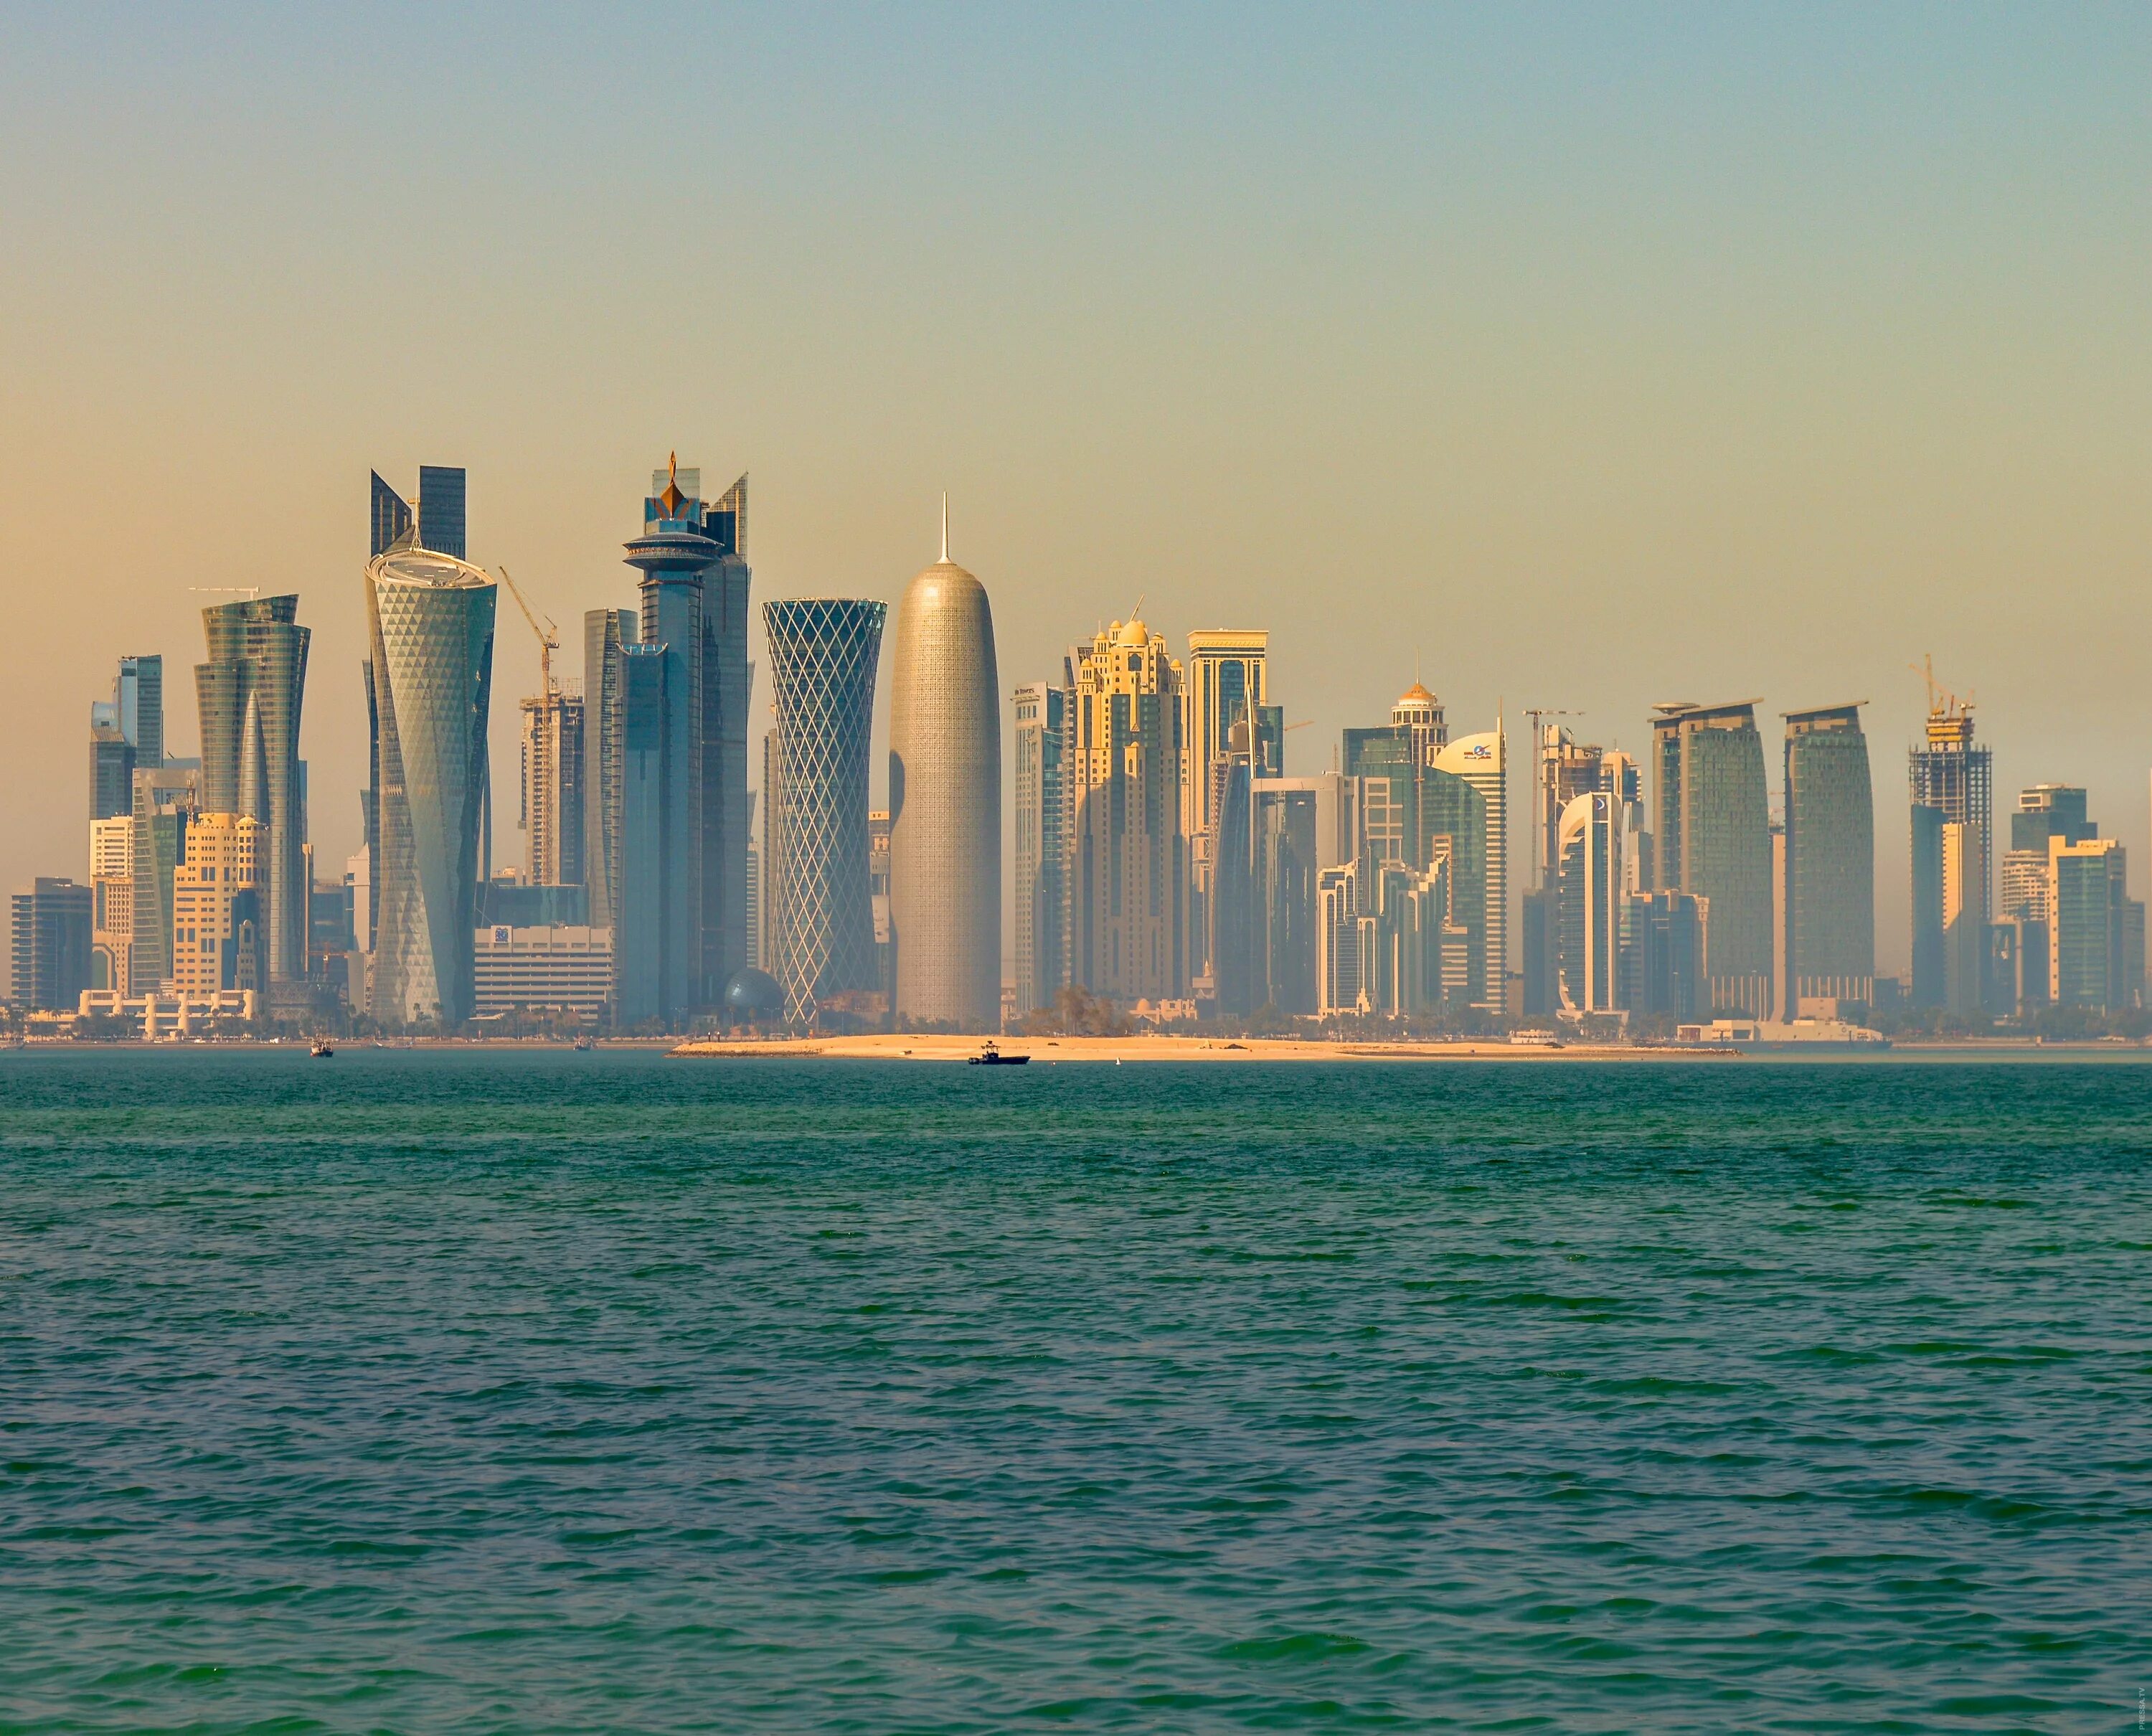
[5,10,2151,987]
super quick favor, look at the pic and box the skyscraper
[1557,790,1625,1014]
[11,879,91,1011]
[612,458,754,1022]
[763,597,887,1025]
[582,608,635,933]
[364,537,496,1027]
[888,509,1001,1031]
[1652,701,1772,1015]
[90,720,134,822]
[113,655,164,767]
[1783,704,1874,1015]
[2049,836,2137,1010]
[1011,679,1072,1017]
[1069,617,1187,1004]
[519,690,585,887]
[1907,678,1991,1011]
[2000,785,2095,920]
[1183,631,1273,985]
[172,813,267,996]
[196,596,310,988]
[129,760,201,992]
[1433,725,1506,1011]
[90,815,134,994]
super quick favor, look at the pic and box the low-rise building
[473,925,613,1019]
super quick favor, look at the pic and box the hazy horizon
[5,4,2148,983]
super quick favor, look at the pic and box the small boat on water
[309,1037,335,1057]
[968,1041,1029,1067]
[572,1035,595,1052]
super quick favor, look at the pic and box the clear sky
[3,2,2146,978]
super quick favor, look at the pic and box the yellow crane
[496,566,560,697]
[1908,654,1973,720]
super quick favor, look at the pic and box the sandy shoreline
[668,1033,1728,1062]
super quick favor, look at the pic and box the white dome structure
[887,500,1001,1031]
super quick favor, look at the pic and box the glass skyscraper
[364,539,496,1028]
[763,597,887,1026]
[1782,704,1874,1014]
[196,596,311,987]
[1010,680,1071,1017]
[1653,701,1773,1016]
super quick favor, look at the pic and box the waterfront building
[581,608,636,932]
[473,923,613,1019]
[1011,680,1072,1016]
[744,831,761,973]
[1316,862,1372,1016]
[1998,784,2096,922]
[196,595,310,988]
[1069,618,1188,1004]
[364,537,496,1028]
[763,597,887,1025]
[90,816,134,994]
[1432,725,1506,1011]
[1183,631,1275,986]
[1652,701,1772,1015]
[370,466,468,562]
[1620,890,1704,1020]
[613,459,755,1023]
[869,811,894,1006]
[1242,773,1361,1016]
[519,689,585,889]
[171,813,267,996]
[12,878,93,1011]
[1557,791,1625,1014]
[1783,704,1874,1014]
[2049,836,2142,1011]
[113,655,165,765]
[1907,679,1991,1008]
[1531,723,1605,888]
[888,511,1001,1031]
[128,760,201,991]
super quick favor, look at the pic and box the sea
[1,1049,2146,1733]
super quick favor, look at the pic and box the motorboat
[968,1041,1029,1066]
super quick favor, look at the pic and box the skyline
[4,6,2150,978]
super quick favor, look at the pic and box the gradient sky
[3,3,2146,979]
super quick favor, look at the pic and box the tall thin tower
[888,499,1002,1031]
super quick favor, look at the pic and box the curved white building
[364,539,496,1028]
[887,509,1001,1030]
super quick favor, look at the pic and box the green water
[1,1050,2147,1732]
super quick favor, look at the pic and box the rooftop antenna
[939,492,949,564]
[1129,592,1146,623]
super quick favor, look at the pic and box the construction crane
[188,586,262,600]
[496,566,560,697]
[1907,654,1973,720]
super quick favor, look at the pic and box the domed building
[887,501,1001,1031]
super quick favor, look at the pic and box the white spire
[939,491,949,564]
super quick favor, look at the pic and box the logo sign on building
[492,925,511,945]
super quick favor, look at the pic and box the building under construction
[1907,659,1991,1014]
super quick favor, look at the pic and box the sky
[2,2,2146,981]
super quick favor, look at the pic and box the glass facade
[364,546,496,1028]
[1011,681,1070,1016]
[763,598,887,1025]
[11,878,92,1010]
[196,596,311,985]
[1783,704,1874,1011]
[1652,702,1771,1014]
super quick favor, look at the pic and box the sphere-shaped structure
[888,543,1001,1031]
[723,967,785,1019]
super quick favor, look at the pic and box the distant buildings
[89,654,164,821]
[473,923,612,1020]
[1557,791,1625,1014]
[887,512,1001,1031]
[1782,704,1874,1016]
[171,812,266,996]
[1184,630,1274,989]
[763,597,887,1026]
[89,816,133,994]
[1010,679,1071,1017]
[1653,701,1772,1015]
[363,537,496,1028]
[1068,617,1187,1004]
[519,688,585,889]
[1907,686,1991,1014]
[11,879,91,1011]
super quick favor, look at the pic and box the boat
[572,1035,595,1052]
[968,1041,1029,1067]
[309,1036,335,1057]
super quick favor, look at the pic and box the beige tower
[888,501,1002,1030]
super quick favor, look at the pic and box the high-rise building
[1653,702,1772,1015]
[869,810,894,1005]
[370,466,468,562]
[1998,785,2096,921]
[1433,725,1506,1011]
[128,760,201,992]
[1242,773,1362,1016]
[196,596,310,987]
[2049,836,2141,1011]
[90,720,134,822]
[763,598,887,1025]
[1620,890,1704,1021]
[1069,617,1187,1004]
[90,816,134,994]
[1531,722,1605,889]
[172,813,267,996]
[1183,631,1275,985]
[519,690,585,887]
[11,879,92,1011]
[1011,680,1072,1016]
[113,655,164,766]
[364,537,496,1028]
[1907,677,1991,1009]
[1783,704,1874,1015]
[611,459,754,1023]
[888,512,1001,1031]
[1316,862,1372,1016]
[1557,790,1625,1014]
[581,608,635,933]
